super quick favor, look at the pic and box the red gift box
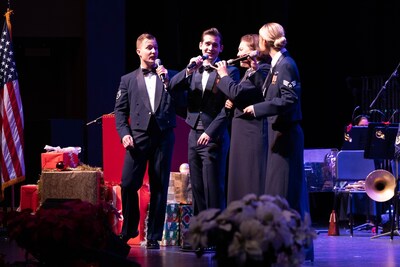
[106,184,123,235]
[41,152,79,170]
[18,184,39,213]
[130,180,150,245]
[105,177,150,245]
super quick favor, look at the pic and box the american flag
[0,11,25,199]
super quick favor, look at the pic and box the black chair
[335,150,376,236]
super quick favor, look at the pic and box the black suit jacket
[169,61,240,139]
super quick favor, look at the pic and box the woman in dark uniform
[214,34,270,203]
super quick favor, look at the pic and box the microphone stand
[390,160,399,240]
[367,62,400,239]
[370,158,400,240]
[369,61,400,109]
[86,111,115,126]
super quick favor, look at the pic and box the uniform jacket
[217,62,270,118]
[253,51,302,130]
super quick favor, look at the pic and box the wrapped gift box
[41,152,79,170]
[105,183,123,235]
[104,182,150,245]
[131,178,151,245]
[168,172,192,204]
[39,171,102,205]
[103,171,151,246]
[179,204,193,247]
[161,203,180,246]
[18,184,39,213]
[165,203,180,222]
[161,221,179,246]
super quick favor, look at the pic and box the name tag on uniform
[272,74,277,85]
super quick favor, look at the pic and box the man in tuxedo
[169,28,240,217]
[114,33,178,249]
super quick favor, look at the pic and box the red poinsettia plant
[6,199,128,265]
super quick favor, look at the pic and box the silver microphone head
[227,50,259,65]
[155,59,162,67]
[248,50,259,58]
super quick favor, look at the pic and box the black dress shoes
[199,246,216,253]
[180,244,195,252]
[146,239,160,249]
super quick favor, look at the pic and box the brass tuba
[365,169,396,202]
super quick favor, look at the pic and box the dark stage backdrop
[0,0,399,185]
[124,0,400,151]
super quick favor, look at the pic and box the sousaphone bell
[365,169,396,202]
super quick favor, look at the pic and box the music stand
[364,123,398,161]
[364,122,399,240]
[341,126,369,151]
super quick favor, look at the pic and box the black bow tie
[199,65,214,73]
[142,68,157,75]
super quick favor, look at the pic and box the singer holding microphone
[169,28,240,223]
[242,22,313,261]
[213,34,271,203]
[242,22,310,218]
[114,33,180,249]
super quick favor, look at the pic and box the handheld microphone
[155,59,165,83]
[187,54,209,70]
[227,50,259,65]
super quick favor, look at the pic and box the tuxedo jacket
[169,60,240,139]
[114,68,178,142]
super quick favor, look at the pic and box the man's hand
[122,135,135,149]
[197,132,210,146]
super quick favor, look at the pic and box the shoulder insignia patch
[283,80,297,88]
[116,90,121,100]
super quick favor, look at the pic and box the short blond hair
[136,33,156,49]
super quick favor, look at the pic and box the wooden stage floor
[2,225,400,266]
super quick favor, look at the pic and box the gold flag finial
[4,8,13,34]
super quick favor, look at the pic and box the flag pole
[0,2,27,212]
[3,8,14,210]
[4,8,13,33]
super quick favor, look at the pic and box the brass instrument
[365,169,396,202]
